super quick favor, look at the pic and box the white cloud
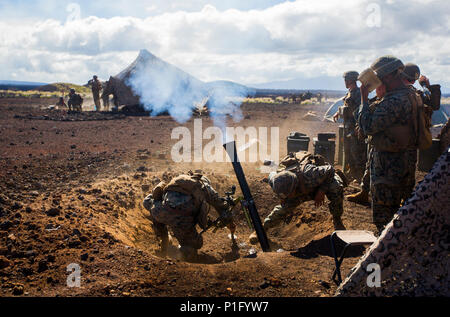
[0,0,449,90]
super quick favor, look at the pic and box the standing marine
[347,84,387,204]
[90,75,103,111]
[334,71,367,181]
[358,56,421,234]
[401,63,441,113]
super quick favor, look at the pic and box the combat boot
[346,189,369,205]
[333,216,346,230]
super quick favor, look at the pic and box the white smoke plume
[126,50,249,127]
[206,82,248,141]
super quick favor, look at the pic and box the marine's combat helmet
[343,71,359,82]
[402,63,421,82]
[370,55,404,79]
[69,88,75,94]
[269,170,298,199]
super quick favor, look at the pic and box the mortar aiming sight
[223,185,253,231]
[200,184,253,246]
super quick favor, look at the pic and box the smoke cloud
[127,56,206,123]
[126,50,249,127]
[206,83,248,130]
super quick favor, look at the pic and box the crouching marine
[143,172,232,261]
[250,151,347,244]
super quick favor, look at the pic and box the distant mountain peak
[136,49,157,64]
[115,49,203,85]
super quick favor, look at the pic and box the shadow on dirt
[290,235,366,259]
[158,244,241,264]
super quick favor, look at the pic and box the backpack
[408,90,432,150]
[277,152,330,194]
[163,173,207,208]
[278,151,326,172]
[278,151,348,188]
[370,89,432,152]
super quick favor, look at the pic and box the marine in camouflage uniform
[67,88,83,112]
[360,146,372,194]
[401,63,442,194]
[358,56,419,234]
[262,152,346,232]
[347,85,388,204]
[143,173,230,261]
[336,71,367,181]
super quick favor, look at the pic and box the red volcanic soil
[0,98,424,297]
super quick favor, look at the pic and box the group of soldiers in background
[56,88,84,112]
[290,92,323,104]
[56,75,111,112]
[335,56,441,233]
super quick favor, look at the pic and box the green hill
[36,83,90,95]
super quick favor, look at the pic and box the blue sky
[0,0,449,91]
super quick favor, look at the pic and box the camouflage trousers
[344,130,367,181]
[369,149,417,234]
[361,145,373,192]
[371,183,411,234]
[263,174,344,230]
[143,195,203,252]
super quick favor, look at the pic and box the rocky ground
[0,98,427,297]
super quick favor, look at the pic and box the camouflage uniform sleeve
[263,200,301,229]
[423,85,441,111]
[202,182,228,214]
[302,163,335,193]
